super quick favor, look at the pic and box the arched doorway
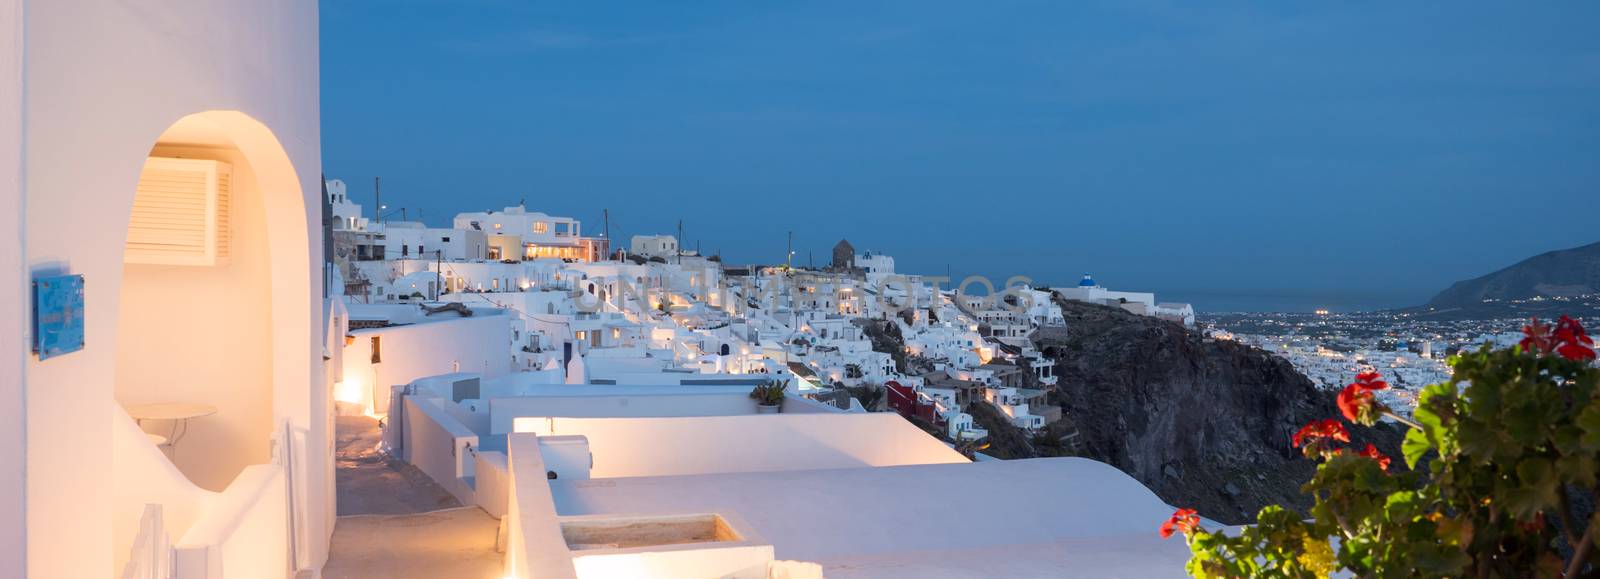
[113,111,312,492]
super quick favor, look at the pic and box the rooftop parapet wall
[505,433,580,579]
[513,413,968,479]
[402,396,480,505]
[490,391,783,435]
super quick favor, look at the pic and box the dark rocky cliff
[1018,299,1404,524]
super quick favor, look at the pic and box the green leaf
[1456,420,1501,460]
[1502,458,1559,519]
[1403,428,1433,469]
[1414,384,1451,431]
[1517,457,1555,487]
[1557,455,1598,487]
[1411,547,1473,577]
[1505,399,1547,448]
[1551,424,1584,455]
[1578,401,1600,452]
[1593,515,1600,550]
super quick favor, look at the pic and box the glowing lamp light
[333,379,364,405]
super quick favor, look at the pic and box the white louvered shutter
[126,157,232,266]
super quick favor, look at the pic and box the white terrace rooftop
[350,372,1196,578]
[550,457,1192,578]
[479,406,1192,579]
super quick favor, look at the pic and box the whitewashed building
[629,234,679,259]
[371,221,489,262]
[327,178,369,232]
[4,2,333,576]
[454,205,606,261]
[1055,273,1193,326]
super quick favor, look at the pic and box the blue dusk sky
[321,1,1600,311]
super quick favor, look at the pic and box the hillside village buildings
[328,199,1195,443]
[4,2,1198,577]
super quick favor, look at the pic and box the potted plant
[750,379,788,414]
[1165,316,1600,578]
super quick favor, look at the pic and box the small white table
[126,403,217,450]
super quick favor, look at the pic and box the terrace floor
[335,415,461,515]
[325,415,501,578]
[322,507,502,579]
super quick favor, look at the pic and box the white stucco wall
[474,450,511,518]
[1,1,25,574]
[19,1,325,576]
[402,396,479,505]
[343,313,513,415]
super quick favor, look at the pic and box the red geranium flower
[1338,371,1390,425]
[1522,317,1555,354]
[1292,419,1350,458]
[1353,371,1389,390]
[1337,385,1372,423]
[1553,315,1595,362]
[1159,507,1201,539]
[1357,443,1391,471]
[1518,512,1546,533]
[1523,316,1595,361]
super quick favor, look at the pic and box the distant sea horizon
[1155,290,1424,314]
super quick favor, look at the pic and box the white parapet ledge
[172,464,287,579]
[505,433,580,579]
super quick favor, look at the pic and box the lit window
[493,223,502,230]
[533,221,549,234]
